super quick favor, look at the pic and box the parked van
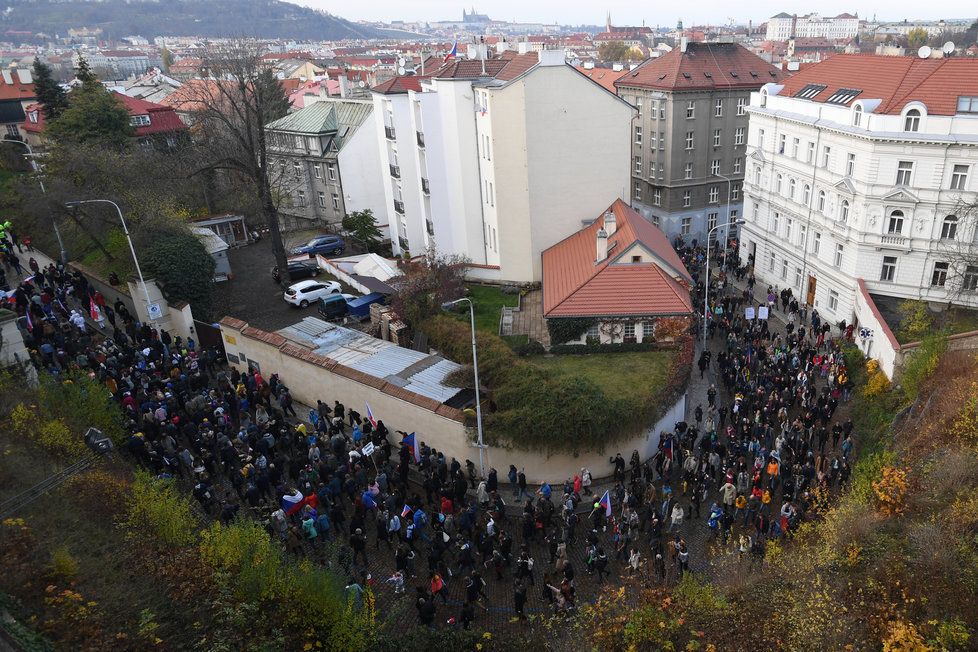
[318,294,348,320]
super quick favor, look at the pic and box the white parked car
[284,279,341,308]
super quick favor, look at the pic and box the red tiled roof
[542,199,693,318]
[371,75,424,94]
[24,92,185,136]
[169,57,201,71]
[429,52,539,82]
[615,42,787,92]
[573,66,628,93]
[774,54,978,116]
[0,77,34,102]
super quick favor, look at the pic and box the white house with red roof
[740,54,978,360]
[542,199,693,344]
[0,68,34,140]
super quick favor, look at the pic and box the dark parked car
[271,261,319,283]
[291,235,345,257]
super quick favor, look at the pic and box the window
[786,218,793,241]
[880,256,897,282]
[904,109,921,131]
[685,131,694,149]
[736,97,747,115]
[794,83,827,99]
[714,98,723,117]
[684,162,693,179]
[931,261,949,287]
[327,164,337,181]
[817,190,826,213]
[887,210,904,234]
[768,251,776,271]
[846,153,855,177]
[758,128,765,149]
[681,217,691,235]
[634,126,642,144]
[964,265,978,292]
[806,142,815,163]
[834,243,844,268]
[658,163,664,178]
[839,199,850,222]
[317,191,326,207]
[129,114,151,127]
[821,145,831,168]
[852,104,863,127]
[788,178,796,200]
[730,209,739,224]
[826,88,862,105]
[802,184,811,205]
[659,132,665,150]
[633,181,642,200]
[781,258,788,280]
[950,164,969,190]
[293,161,302,177]
[624,323,635,341]
[686,100,695,119]
[958,97,978,113]
[642,322,655,339]
[752,201,759,221]
[635,97,643,118]
[649,132,657,150]
[753,166,761,185]
[941,215,958,240]
[652,187,661,206]
[813,231,821,255]
[732,184,740,201]
[635,156,643,173]
[332,193,340,210]
[313,163,322,179]
[792,137,800,157]
[733,157,742,174]
[772,212,780,233]
[794,266,802,288]
[296,190,306,207]
[799,224,807,247]
[586,323,599,340]
[896,161,913,186]
[779,134,786,154]
[775,174,783,194]
[709,186,719,203]
[707,212,718,231]
[5,124,18,137]
[713,129,721,147]
[735,127,745,145]
[682,191,691,207]
[711,159,720,175]
[828,290,839,312]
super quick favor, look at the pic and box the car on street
[283,279,341,308]
[271,260,319,284]
[291,235,345,257]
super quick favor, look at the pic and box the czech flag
[365,402,377,428]
[401,503,413,518]
[599,490,612,518]
[281,488,307,516]
[402,432,421,463]
[662,433,674,460]
[362,490,377,510]
[444,41,458,62]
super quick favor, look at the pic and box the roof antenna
[480,35,486,75]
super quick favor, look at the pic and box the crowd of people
[2,229,860,630]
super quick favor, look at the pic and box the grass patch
[528,350,674,406]
[463,284,519,335]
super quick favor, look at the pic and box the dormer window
[852,104,863,127]
[904,109,920,132]
[28,110,38,123]
[130,114,151,127]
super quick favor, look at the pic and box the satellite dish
[398,57,406,66]
[942,41,955,55]
[917,45,932,59]
[358,80,366,88]
[398,66,406,75]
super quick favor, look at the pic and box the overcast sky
[294,1,977,26]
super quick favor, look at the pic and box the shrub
[900,334,947,403]
[67,469,131,518]
[37,373,126,448]
[546,317,596,345]
[514,339,546,357]
[140,225,216,319]
[121,471,198,547]
[549,341,675,355]
[872,466,910,516]
[48,545,80,580]
[200,520,285,603]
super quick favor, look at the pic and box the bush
[899,333,947,403]
[122,471,198,547]
[549,341,674,355]
[141,225,216,319]
[514,339,546,357]
[48,545,80,580]
[546,317,595,345]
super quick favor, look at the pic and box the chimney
[538,48,566,67]
[596,227,609,262]
[603,210,617,237]
[680,37,689,53]
[338,74,348,98]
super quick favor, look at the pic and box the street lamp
[5,139,66,263]
[441,297,486,478]
[702,219,745,351]
[64,199,155,323]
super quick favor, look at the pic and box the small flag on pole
[365,402,377,428]
[444,41,458,62]
[598,490,612,518]
[402,432,421,463]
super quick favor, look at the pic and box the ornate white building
[765,12,860,41]
[739,54,978,327]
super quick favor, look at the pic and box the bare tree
[934,198,978,302]
[182,40,294,282]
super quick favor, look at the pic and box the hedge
[547,317,596,345]
[549,341,679,355]
[422,315,693,454]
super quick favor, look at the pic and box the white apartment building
[371,48,633,282]
[765,13,860,41]
[740,55,978,330]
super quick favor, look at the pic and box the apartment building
[371,48,633,282]
[265,98,384,231]
[616,41,787,245]
[739,55,978,328]
[765,12,860,41]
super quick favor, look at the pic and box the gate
[194,320,225,355]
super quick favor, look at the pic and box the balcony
[416,131,425,148]
[384,125,396,140]
[421,177,430,194]
[393,199,405,214]
[398,237,410,251]
[389,164,401,179]
[880,234,908,248]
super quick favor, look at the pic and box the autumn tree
[598,40,631,62]
[907,27,929,49]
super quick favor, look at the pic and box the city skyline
[295,0,977,27]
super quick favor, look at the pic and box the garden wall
[219,317,688,484]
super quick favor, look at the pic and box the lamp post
[6,139,66,263]
[64,199,155,322]
[441,297,486,478]
[702,219,745,352]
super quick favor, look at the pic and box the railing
[393,199,405,214]
[880,234,908,247]
[421,177,430,194]
[416,131,425,147]
[389,164,401,179]
[384,125,396,140]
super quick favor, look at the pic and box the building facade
[372,49,633,282]
[765,12,860,41]
[265,99,383,232]
[739,55,978,330]
[616,42,787,246]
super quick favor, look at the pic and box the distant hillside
[0,0,385,41]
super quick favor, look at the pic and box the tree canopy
[140,226,216,318]
[342,209,384,251]
[31,57,68,120]
[46,57,133,148]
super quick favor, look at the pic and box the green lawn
[528,349,674,399]
[463,284,520,335]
